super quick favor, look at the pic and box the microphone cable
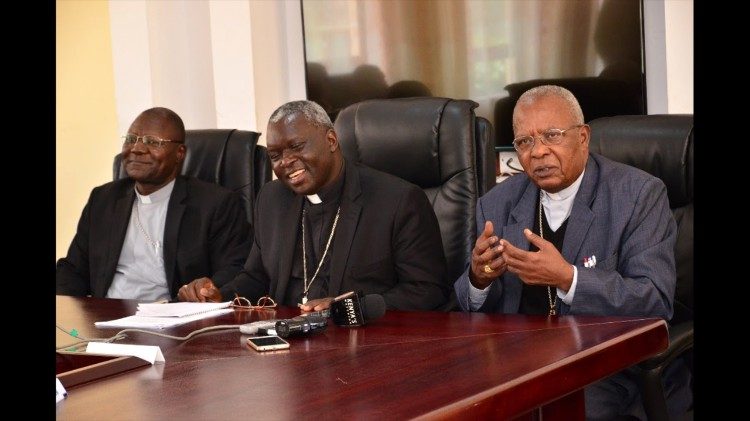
[56,309,335,351]
[56,323,243,352]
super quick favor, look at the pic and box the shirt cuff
[468,282,491,311]
[557,265,578,305]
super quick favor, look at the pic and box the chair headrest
[588,115,693,207]
[334,97,478,188]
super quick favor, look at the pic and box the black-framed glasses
[512,124,586,153]
[122,134,184,150]
[231,294,278,310]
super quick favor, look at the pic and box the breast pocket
[596,252,619,272]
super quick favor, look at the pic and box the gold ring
[483,264,493,273]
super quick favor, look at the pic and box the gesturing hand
[469,221,507,289]
[499,229,573,291]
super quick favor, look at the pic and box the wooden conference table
[55,296,667,420]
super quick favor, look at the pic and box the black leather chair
[494,77,643,147]
[334,98,496,310]
[588,115,693,421]
[114,129,272,226]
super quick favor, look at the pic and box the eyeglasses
[512,124,585,153]
[122,134,184,150]
[231,294,278,310]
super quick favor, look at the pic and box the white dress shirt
[107,179,175,301]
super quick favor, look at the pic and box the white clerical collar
[542,170,585,201]
[135,179,176,204]
[306,194,322,204]
[540,170,585,231]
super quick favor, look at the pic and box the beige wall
[55,0,692,261]
[664,0,693,113]
[56,1,119,259]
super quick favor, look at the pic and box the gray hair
[268,100,333,130]
[513,85,584,131]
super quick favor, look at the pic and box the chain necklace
[134,202,162,255]
[301,206,341,304]
[539,196,557,316]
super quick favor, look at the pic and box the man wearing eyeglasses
[453,85,689,420]
[178,100,449,311]
[56,107,251,302]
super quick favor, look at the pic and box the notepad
[135,301,232,317]
[94,301,234,329]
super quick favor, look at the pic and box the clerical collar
[540,170,584,231]
[305,164,346,204]
[541,170,585,201]
[135,179,176,204]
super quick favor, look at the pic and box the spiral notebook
[135,301,232,317]
[95,301,233,329]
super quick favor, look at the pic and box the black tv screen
[302,0,645,146]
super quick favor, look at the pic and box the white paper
[94,308,234,329]
[85,342,166,364]
[136,301,232,317]
[56,377,67,403]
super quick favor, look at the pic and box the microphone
[239,319,279,335]
[330,293,386,327]
[239,309,331,334]
[275,314,328,338]
[239,292,385,334]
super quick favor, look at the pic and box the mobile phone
[246,335,290,352]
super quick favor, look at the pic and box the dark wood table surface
[55,296,667,420]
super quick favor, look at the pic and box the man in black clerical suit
[179,100,449,311]
[56,107,251,301]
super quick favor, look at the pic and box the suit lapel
[272,195,304,301]
[101,184,136,297]
[502,181,538,313]
[328,161,362,296]
[163,177,187,293]
[561,157,599,265]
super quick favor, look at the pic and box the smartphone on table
[247,335,290,352]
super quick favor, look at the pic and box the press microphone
[275,314,328,338]
[330,292,386,327]
[239,319,279,335]
[238,292,385,334]
[239,310,331,335]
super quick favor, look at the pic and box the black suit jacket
[221,161,449,310]
[56,176,252,298]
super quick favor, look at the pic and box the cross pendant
[549,308,556,316]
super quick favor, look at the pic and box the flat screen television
[302,0,645,146]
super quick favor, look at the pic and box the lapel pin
[583,255,597,268]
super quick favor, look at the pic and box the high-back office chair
[113,129,272,225]
[334,98,496,309]
[494,77,642,147]
[588,115,693,421]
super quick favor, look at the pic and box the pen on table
[332,291,355,302]
[297,291,355,309]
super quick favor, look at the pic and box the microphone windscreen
[362,294,386,322]
[330,293,386,326]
